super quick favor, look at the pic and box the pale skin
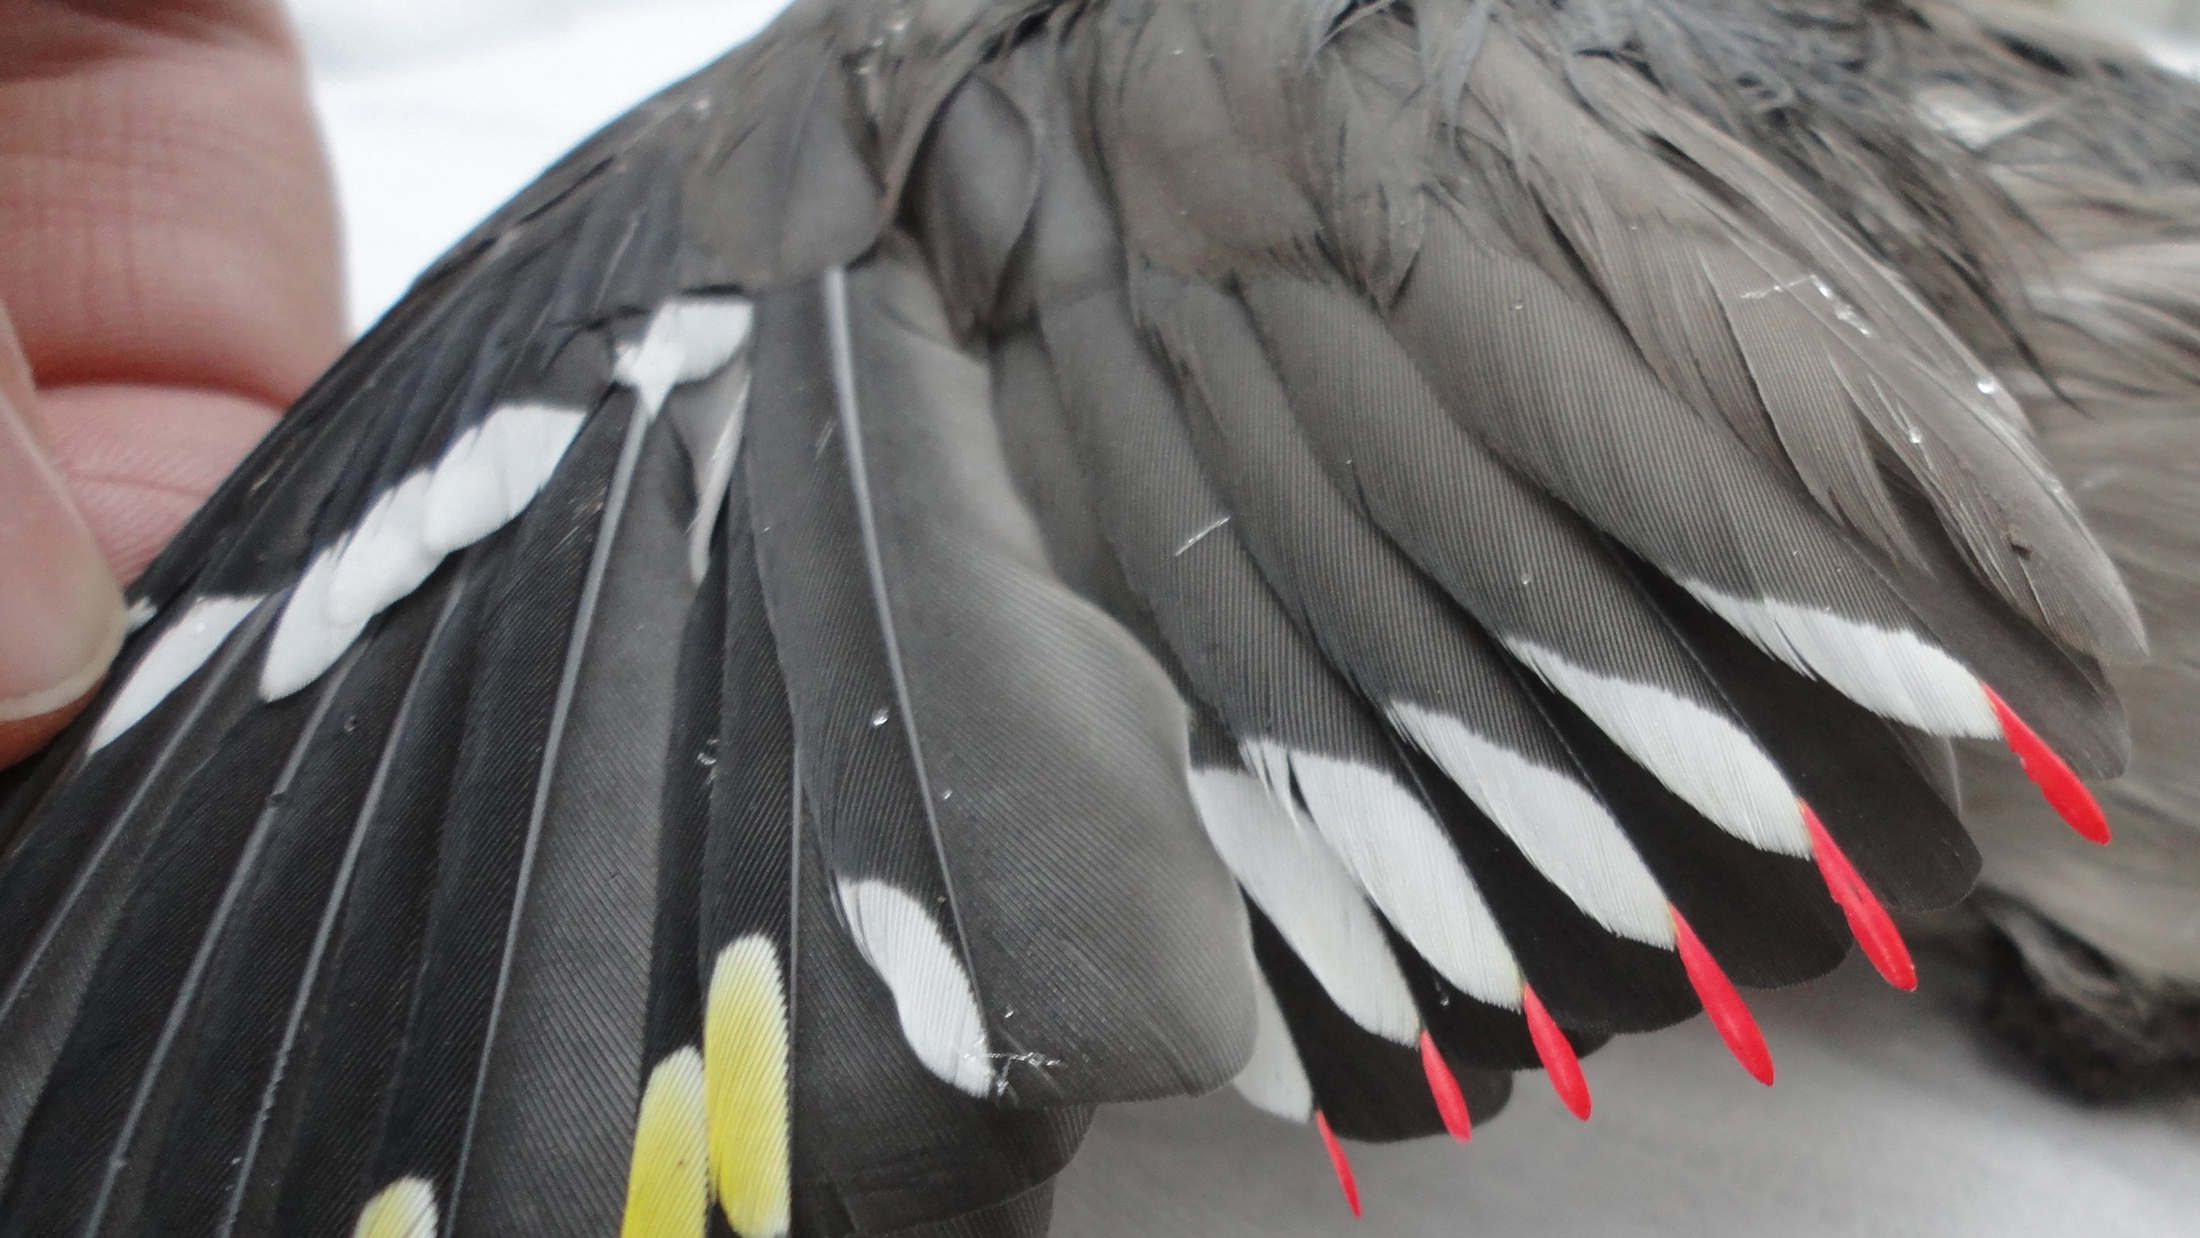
[0,0,343,767]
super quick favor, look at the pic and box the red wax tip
[1985,687,2111,845]
[1803,803,1916,991]
[1520,984,1592,1120]
[1315,1110,1362,1218]
[1419,1030,1475,1142]
[1669,907,1775,1086]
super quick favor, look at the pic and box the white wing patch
[262,549,363,702]
[1188,766,1421,1044]
[1387,702,1676,947]
[261,296,755,702]
[835,878,994,1097]
[421,403,587,553]
[1231,969,1314,1122]
[1241,739,1521,1009]
[88,594,266,752]
[1684,584,1998,738]
[684,372,749,585]
[260,402,585,701]
[617,296,755,422]
[1506,640,1811,857]
[664,347,752,585]
[327,472,440,628]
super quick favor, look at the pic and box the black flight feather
[0,596,280,1192]
[697,471,1091,1236]
[1238,273,1737,723]
[1524,673,1853,990]
[1131,265,1700,1030]
[1388,197,2130,771]
[0,624,359,1236]
[124,569,463,1238]
[832,252,1251,1100]
[349,398,631,1219]
[1246,905,1445,1144]
[1041,283,1548,1062]
[452,411,703,1231]
[787,804,1095,1237]
[246,562,485,1238]
[752,251,1250,1108]
[638,520,723,1078]
[1388,739,1699,1034]
[1626,556,1983,915]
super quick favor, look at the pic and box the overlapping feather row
[0,0,2175,1234]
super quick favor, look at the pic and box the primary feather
[0,0,2189,1231]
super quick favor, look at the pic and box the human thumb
[0,333,125,769]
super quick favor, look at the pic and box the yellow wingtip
[706,935,791,1238]
[621,1047,712,1238]
[353,1177,438,1238]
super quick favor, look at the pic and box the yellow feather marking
[706,935,790,1238]
[620,1047,710,1238]
[352,1177,438,1238]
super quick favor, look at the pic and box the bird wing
[1865,0,2200,1089]
[0,0,2165,1233]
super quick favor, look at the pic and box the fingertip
[0,682,102,770]
[36,384,279,581]
[0,386,127,762]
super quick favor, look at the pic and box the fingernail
[0,385,124,757]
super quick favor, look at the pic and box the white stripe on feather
[1506,640,1810,856]
[88,595,264,752]
[835,878,994,1097]
[262,402,585,701]
[671,362,750,585]
[422,402,587,553]
[327,472,439,627]
[1683,584,1998,738]
[1241,740,1520,1009]
[263,302,747,704]
[1912,84,2053,152]
[124,597,158,633]
[1231,969,1313,1122]
[616,296,755,421]
[1387,703,1675,947]
[262,549,367,702]
[1188,766,1421,1044]
[449,358,658,1215]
